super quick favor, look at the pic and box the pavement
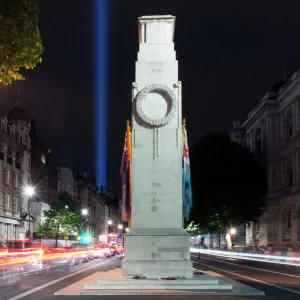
[0,252,299,300]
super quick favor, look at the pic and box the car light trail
[190,248,300,266]
[94,0,110,187]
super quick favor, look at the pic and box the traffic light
[81,233,91,244]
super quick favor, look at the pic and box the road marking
[192,254,300,279]
[6,257,119,300]
[193,260,300,296]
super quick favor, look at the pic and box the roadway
[191,252,300,299]
[1,253,299,300]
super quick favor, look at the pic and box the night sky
[1,0,300,192]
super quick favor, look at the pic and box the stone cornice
[243,100,275,130]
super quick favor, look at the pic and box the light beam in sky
[94,0,109,187]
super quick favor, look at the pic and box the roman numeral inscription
[150,62,163,74]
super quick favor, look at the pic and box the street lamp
[125,228,129,232]
[23,185,35,246]
[230,228,237,235]
[81,208,88,216]
[118,224,123,230]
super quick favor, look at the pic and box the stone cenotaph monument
[122,15,194,279]
[81,15,234,294]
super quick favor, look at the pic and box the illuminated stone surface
[122,15,193,279]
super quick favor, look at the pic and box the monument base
[83,268,233,292]
[122,227,194,279]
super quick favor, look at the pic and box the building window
[41,155,46,164]
[254,128,262,157]
[288,171,293,187]
[285,156,293,188]
[1,122,7,132]
[7,169,10,185]
[14,198,18,212]
[13,225,17,239]
[10,128,15,138]
[285,109,293,140]
[15,174,18,188]
[6,194,11,210]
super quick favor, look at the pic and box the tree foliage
[0,0,43,85]
[190,132,267,233]
[37,192,86,245]
[185,221,201,236]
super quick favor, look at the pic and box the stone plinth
[84,268,233,291]
[122,228,193,278]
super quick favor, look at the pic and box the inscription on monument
[149,198,166,204]
[150,62,163,74]
[152,69,162,73]
[152,182,162,188]
[149,62,164,67]
[141,191,172,197]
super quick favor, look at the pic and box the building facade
[77,173,106,243]
[0,104,59,241]
[30,118,57,207]
[57,165,78,200]
[231,70,300,251]
[0,108,32,240]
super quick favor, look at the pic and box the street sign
[64,236,68,240]
[19,227,25,233]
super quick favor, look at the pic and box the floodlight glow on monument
[83,16,234,293]
[94,0,109,187]
[122,15,194,279]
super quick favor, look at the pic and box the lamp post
[107,220,112,234]
[23,185,35,247]
[81,208,88,238]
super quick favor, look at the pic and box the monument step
[97,278,219,285]
[85,283,233,290]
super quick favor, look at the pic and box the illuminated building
[77,172,106,242]
[231,70,300,250]
[57,165,78,201]
[29,118,57,206]
[0,105,32,239]
[0,102,57,241]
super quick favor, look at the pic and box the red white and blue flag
[182,125,192,220]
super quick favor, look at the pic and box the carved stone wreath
[135,84,177,127]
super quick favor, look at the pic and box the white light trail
[190,248,300,266]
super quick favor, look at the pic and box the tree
[37,191,86,247]
[0,0,44,85]
[185,221,201,236]
[190,132,267,248]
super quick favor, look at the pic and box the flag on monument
[182,122,192,221]
[120,132,130,222]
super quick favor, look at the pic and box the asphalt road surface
[191,252,300,299]
[1,253,299,300]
